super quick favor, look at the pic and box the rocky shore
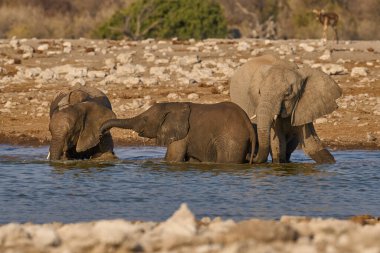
[0,204,379,253]
[0,38,379,148]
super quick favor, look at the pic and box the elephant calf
[100,102,256,164]
[49,86,116,160]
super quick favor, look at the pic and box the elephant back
[50,86,112,117]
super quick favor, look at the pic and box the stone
[93,220,136,245]
[351,67,368,77]
[319,50,331,61]
[105,58,116,69]
[39,69,56,81]
[139,203,196,251]
[116,52,135,64]
[24,67,42,78]
[299,43,315,52]
[116,64,145,76]
[37,44,49,51]
[237,41,250,51]
[167,93,179,100]
[315,118,328,124]
[367,133,377,142]
[87,70,106,79]
[25,225,61,248]
[314,64,348,75]
[187,93,199,100]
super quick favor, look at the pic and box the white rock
[37,44,49,51]
[63,47,72,54]
[351,67,368,77]
[172,55,200,67]
[299,43,315,52]
[116,52,135,64]
[139,203,196,251]
[39,69,56,81]
[10,38,20,49]
[319,50,331,61]
[87,71,106,79]
[316,64,348,75]
[315,118,328,124]
[26,226,61,248]
[24,67,42,78]
[150,67,167,76]
[237,41,250,51]
[116,64,145,76]
[105,58,116,69]
[167,93,179,100]
[63,41,72,48]
[93,220,136,245]
[187,93,199,100]
[70,78,86,86]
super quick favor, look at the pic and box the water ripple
[0,145,379,223]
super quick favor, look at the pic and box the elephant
[230,54,342,164]
[100,102,256,164]
[48,86,116,160]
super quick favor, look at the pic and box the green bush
[93,0,228,40]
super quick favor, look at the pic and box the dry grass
[0,1,125,38]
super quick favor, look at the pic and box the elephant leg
[285,136,299,162]
[298,123,335,164]
[270,121,286,163]
[165,139,187,162]
[96,133,117,159]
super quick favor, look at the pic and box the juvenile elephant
[100,102,256,164]
[49,86,116,160]
[230,54,342,164]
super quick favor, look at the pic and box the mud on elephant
[100,102,256,164]
[49,86,116,160]
[230,54,342,164]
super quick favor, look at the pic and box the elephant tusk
[250,114,257,120]
[47,152,50,160]
[274,114,278,120]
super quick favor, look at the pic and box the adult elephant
[49,86,116,160]
[230,54,342,164]
[100,102,256,164]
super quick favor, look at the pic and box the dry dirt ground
[0,38,379,150]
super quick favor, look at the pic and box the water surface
[0,145,379,224]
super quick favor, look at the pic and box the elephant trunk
[100,117,139,133]
[254,100,281,163]
[49,137,65,160]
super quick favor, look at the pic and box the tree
[93,0,227,40]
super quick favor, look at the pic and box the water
[0,145,379,224]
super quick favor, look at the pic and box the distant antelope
[313,9,339,43]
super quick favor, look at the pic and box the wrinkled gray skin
[101,102,256,164]
[49,86,116,160]
[230,54,342,164]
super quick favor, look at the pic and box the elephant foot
[309,149,335,164]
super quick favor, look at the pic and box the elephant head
[230,54,342,163]
[49,102,116,160]
[101,103,191,145]
[49,86,115,160]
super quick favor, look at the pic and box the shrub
[93,0,228,40]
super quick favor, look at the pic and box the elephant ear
[157,103,190,146]
[292,66,342,126]
[50,92,67,117]
[76,102,116,153]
